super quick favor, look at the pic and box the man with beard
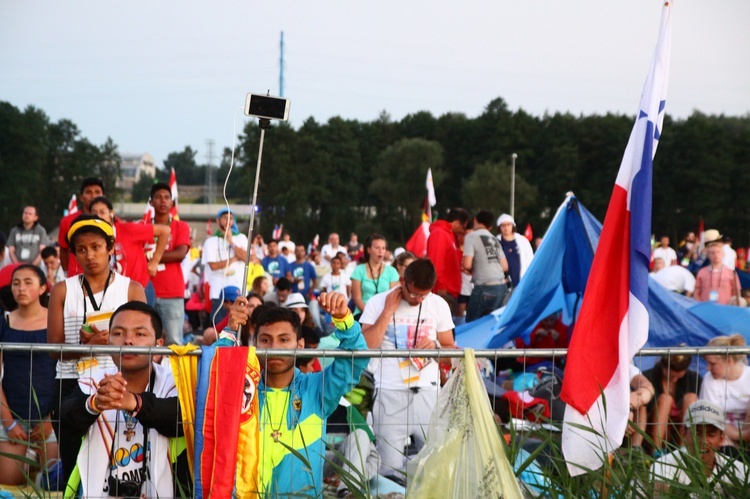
[201,208,248,323]
[224,291,367,497]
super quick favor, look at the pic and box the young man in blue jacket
[226,291,368,496]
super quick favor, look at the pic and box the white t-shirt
[699,364,750,425]
[320,243,344,267]
[360,287,454,390]
[320,272,352,301]
[652,246,678,266]
[652,449,748,493]
[651,266,697,293]
[201,234,249,299]
[278,240,295,253]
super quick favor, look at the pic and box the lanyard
[393,302,423,349]
[80,271,113,324]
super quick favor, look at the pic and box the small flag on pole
[67,194,79,216]
[272,224,283,241]
[561,0,673,476]
[169,167,180,219]
[524,223,533,242]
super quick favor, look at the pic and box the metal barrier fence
[1,344,748,497]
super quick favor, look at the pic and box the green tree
[132,172,156,202]
[370,138,445,242]
[461,160,538,224]
[164,146,201,185]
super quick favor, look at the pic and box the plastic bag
[406,349,524,499]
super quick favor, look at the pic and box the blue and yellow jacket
[258,319,368,497]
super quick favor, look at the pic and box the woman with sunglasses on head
[47,215,147,485]
[88,196,170,307]
[0,265,58,485]
[351,234,399,317]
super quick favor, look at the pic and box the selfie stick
[240,118,271,298]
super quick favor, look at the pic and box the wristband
[131,392,143,416]
[88,394,102,414]
[4,420,17,432]
[331,311,355,331]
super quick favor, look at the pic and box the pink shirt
[694,265,740,304]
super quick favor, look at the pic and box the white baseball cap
[684,400,725,431]
[497,214,515,227]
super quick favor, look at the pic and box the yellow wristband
[331,311,355,331]
[90,394,102,413]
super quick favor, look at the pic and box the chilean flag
[560,1,672,475]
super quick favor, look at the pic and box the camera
[108,476,142,499]
[244,93,291,121]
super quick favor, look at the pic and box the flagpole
[510,153,517,219]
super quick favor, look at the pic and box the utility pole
[279,31,285,97]
[205,139,215,205]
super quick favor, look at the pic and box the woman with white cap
[496,214,534,289]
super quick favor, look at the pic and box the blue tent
[455,194,744,350]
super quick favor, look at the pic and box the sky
[2,1,748,170]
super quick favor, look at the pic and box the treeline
[2,98,749,248]
[0,102,121,234]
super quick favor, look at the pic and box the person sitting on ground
[223,291,368,497]
[60,302,189,497]
[699,334,750,454]
[627,365,655,451]
[252,274,270,299]
[514,311,568,368]
[320,255,352,303]
[201,285,243,345]
[41,246,66,287]
[0,265,58,485]
[264,277,293,306]
[644,351,702,454]
[652,400,748,495]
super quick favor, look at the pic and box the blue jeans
[466,284,507,323]
[144,281,157,307]
[155,297,185,345]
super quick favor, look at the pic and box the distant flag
[405,221,430,257]
[561,0,672,476]
[272,224,283,240]
[169,167,180,219]
[312,234,320,249]
[207,219,213,237]
[698,218,705,252]
[425,167,437,217]
[67,194,79,216]
[524,223,533,242]
[141,200,155,223]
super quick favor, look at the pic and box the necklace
[122,411,137,442]
[367,261,383,294]
[265,391,290,443]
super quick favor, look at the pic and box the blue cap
[217,207,232,218]
[222,285,241,302]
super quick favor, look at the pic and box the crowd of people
[0,176,747,495]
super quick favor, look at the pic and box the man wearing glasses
[359,258,455,485]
